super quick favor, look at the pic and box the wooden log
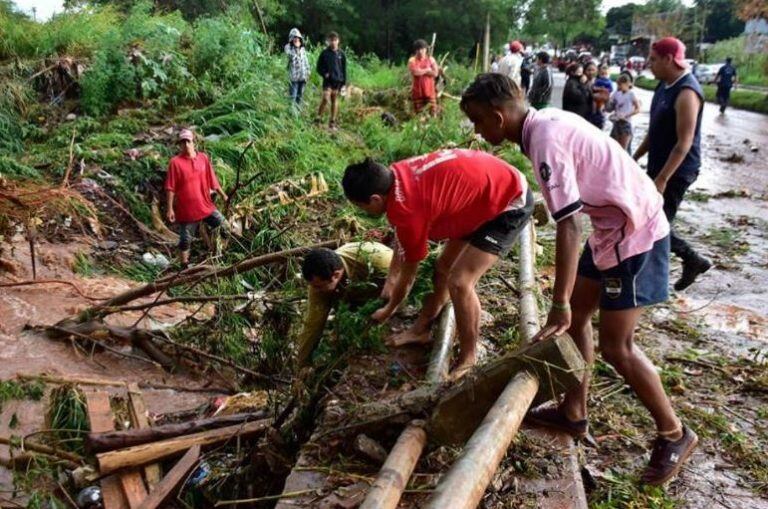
[84,391,129,509]
[97,419,270,475]
[359,305,455,509]
[425,371,539,509]
[137,445,200,509]
[518,222,539,344]
[86,412,268,453]
[120,471,148,509]
[127,383,162,489]
[359,422,427,509]
[427,333,586,445]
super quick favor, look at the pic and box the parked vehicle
[695,63,724,84]
[628,56,645,70]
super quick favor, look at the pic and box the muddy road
[551,72,768,507]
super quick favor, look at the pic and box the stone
[353,434,388,464]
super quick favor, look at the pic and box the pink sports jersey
[521,108,669,270]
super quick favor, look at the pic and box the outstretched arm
[371,259,419,323]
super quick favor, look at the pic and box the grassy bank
[633,75,768,114]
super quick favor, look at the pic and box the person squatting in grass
[285,28,311,106]
[408,39,440,116]
[342,149,533,379]
[634,37,712,291]
[296,242,394,370]
[606,73,640,151]
[316,31,347,130]
[460,73,698,486]
[165,129,228,265]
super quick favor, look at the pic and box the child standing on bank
[607,74,640,150]
[408,39,440,116]
[460,73,697,487]
[285,28,310,106]
[316,31,347,129]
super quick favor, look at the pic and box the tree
[696,0,745,42]
[735,0,768,20]
[605,3,639,38]
[523,0,604,49]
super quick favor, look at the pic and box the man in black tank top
[634,37,712,292]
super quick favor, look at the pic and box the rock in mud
[353,433,387,464]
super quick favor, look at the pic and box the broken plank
[97,419,270,475]
[120,470,148,509]
[84,391,129,509]
[137,445,200,509]
[127,383,162,489]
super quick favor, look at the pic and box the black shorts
[465,189,534,256]
[610,119,633,138]
[323,79,344,91]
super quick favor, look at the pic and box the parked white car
[694,63,724,84]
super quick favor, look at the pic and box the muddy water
[0,236,217,487]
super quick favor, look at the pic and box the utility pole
[483,13,490,72]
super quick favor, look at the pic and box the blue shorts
[577,235,670,310]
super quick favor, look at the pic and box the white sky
[14,0,694,20]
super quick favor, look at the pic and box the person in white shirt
[606,74,641,150]
[497,40,523,86]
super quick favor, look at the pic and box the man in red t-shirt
[165,129,228,264]
[342,149,533,378]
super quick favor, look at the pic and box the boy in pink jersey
[342,150,532,378]
[460,73,697,486]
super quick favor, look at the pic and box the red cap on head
[651,37,687,69]
[509,40,523,53]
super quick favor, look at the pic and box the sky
[14,0,694,20]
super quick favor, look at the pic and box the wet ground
[552,72,768,507]
[0,236,218,489]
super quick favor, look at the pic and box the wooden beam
[127,383,162,489]
[97,420,270,475]
[425,371,539,508]
[84,391,129,509]
[428,333,586,444]
[137,445,200,509]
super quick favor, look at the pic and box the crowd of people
[161,32,718,490]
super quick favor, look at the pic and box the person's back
[387,149,527,261]
[528,53,553,108]
[563,76,592,119]
[522,108,667,268]
[647,72,703,184]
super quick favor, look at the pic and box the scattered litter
[141,252,170,269]
[720,152,744,163]
[211,390,269,416]
[75,486,102,508]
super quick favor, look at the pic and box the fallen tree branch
[66,240,338,317]
[0,436,83,465]
[46,325,163,368]
[99,294,255,315]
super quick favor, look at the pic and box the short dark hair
[566,63,582,77]
[460,73,524,111]
[342,158,394,203]
[413,39,428,52]
[725,57,732,64]
[617,73,633,86]
[302,248,343,281]
[536,51,550,64]
[327,31,339,40]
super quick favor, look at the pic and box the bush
[633,75,768,114]
[704,36,768,87]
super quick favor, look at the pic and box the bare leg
[446,246,499,375]
[617,133,631,150]
[600,308,682,437]
[317,89,330,120]
[387,240,468,347]
[560,276,601,421]
[179,250,190,264]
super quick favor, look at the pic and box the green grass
[633,76,768,114]
[0,379,45,412]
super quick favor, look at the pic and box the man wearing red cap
[633,37,711,292]
[498,40,523,86]
[165,129,228,264]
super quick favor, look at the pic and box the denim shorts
[178,209,225,250]
[578,235,670,310]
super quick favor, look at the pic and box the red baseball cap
[509,40,523,53]
[651,37,688,69]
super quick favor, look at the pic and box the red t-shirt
[408,56,437,100]
[164,152,221,223]
[386,149,527,262]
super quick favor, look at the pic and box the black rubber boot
[674,254,712,291]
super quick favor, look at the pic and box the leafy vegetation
[633,75,768,114]
[704,35,768,87]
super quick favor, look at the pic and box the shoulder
[407,56,416,64]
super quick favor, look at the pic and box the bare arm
[633,134,650,161]
[631,95,641,117]
[166,190,175,223]
[533,215,582,341]
[381,240,403,301]
[371,260,419,323]
[653,88,700,193]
